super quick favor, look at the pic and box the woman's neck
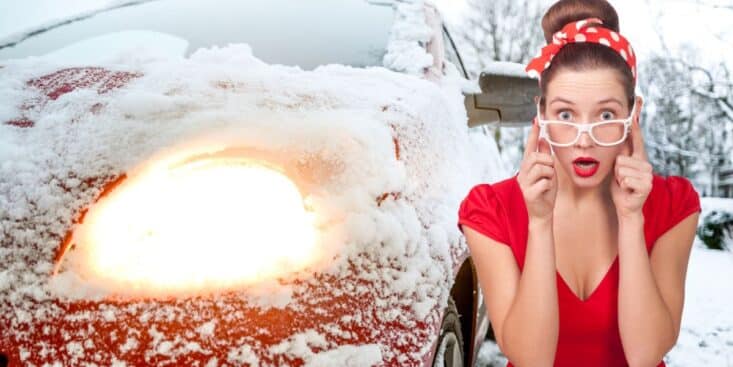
[555,162,615,210]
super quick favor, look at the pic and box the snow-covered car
[0,1,537,366]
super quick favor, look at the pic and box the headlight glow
[65,157,318,296]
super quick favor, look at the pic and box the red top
[457,173,701,367]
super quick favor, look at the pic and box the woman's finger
[621,176,642,193]
[620,176,650,194]
[615,155,652,172]
[537,135,553,155]
[522,151,554,170]
[528,176,553,197]
[523,119,541,160]
[528,163,555,185]
[617,167,644,181]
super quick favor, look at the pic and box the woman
[457,1,702,366]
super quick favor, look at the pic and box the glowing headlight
[65,158,318,296]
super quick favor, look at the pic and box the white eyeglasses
[536,99,638,148]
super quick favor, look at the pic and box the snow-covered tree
[640,43,733,195]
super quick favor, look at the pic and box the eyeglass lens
[545,122,626,145]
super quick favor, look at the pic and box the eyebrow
[596,98,624,107]
[548,97,624,107]
[549,97,575,105]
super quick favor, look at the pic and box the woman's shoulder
[457,174,522,246]
[461,174,520,207]
[648,172,702,238]
[649,173,700,204]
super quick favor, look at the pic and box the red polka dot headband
[525,17,637,83]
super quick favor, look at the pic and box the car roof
[0,0,395,69]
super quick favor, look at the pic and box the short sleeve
[457,184,511,246]
[658,176,702,237]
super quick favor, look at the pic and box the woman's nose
[575,129,595,147]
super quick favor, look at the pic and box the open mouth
[574,161,598,168]
[572,158,599,177]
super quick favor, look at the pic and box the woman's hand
[611,108,652,218]
[518,118,557,221]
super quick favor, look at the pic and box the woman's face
[540,68,641,190]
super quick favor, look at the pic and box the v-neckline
[556,254,619,303]
[508,174,624,303]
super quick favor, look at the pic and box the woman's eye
[600,111,615,120]
[558,111,572,120]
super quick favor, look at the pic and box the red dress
[457,172,701,367]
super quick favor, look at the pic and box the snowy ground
[476,196,733,367]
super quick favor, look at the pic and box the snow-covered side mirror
[465,61,540,128]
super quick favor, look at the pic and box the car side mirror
[464,61,540,128]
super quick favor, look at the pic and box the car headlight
[57,153,318,297]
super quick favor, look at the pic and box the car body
[0,1,536,366]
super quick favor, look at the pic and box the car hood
[0,44,488,365]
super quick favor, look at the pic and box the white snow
[268,330,381,367]
[227,344,260,366]
[197,320,216,338]
[383,0,435,77]
[0,1,499,365]
[304,344,383,367]
[476,196,733,367]
[482,61,531,79]
[665,244,733,366]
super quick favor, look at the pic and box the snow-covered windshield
[0,0,394,69]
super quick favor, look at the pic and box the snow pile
[383,0,435,77]
[270,330,381,367]
[0,2,500,364]
[665,244,733,366]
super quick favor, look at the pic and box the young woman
[457,1,702,366]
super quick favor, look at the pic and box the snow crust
[0,1,503,365]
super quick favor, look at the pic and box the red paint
[5,118,34,128]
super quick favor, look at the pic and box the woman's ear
[635,96,644,125]
[534,95,540,105]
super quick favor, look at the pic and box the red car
[0,1,537,366]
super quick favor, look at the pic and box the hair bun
[541,0,620,44]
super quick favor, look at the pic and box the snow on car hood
[0,3,506,365]
[1,41,471,298]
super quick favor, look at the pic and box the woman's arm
[617,211,699,367]
[464,215,559,367]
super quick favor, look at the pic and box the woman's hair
[539,0,635,110]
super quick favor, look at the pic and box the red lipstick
[573,157,599,177]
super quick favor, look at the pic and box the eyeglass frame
[535,98,639,147]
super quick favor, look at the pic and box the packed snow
[0,1,508,365]
[477,196,733,367]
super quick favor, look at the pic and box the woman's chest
[553,215,619,302]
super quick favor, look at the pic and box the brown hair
[539,0,635,110]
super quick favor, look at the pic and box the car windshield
[0,0,394,69]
